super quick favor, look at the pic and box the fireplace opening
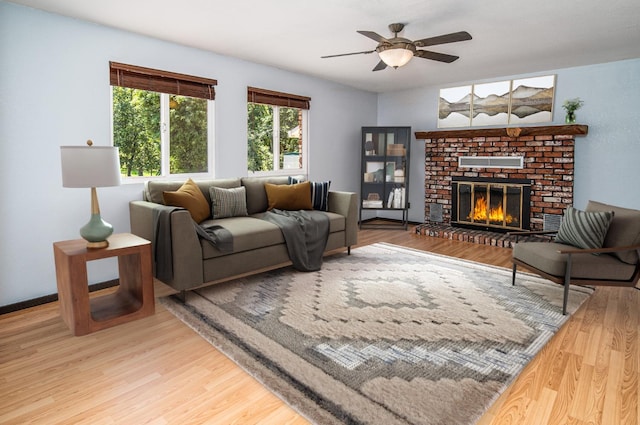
[451,177,531,232]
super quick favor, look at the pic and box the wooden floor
[1,227,638,424]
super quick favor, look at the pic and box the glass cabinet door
[360,127,410,228]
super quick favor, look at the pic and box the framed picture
[438,75,556,128]
[365,161,385,183]
[508,75,555,124]
[438,86,472,128]
[471,81,510,127]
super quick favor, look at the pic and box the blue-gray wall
[1,1,638,306]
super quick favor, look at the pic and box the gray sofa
[129,176,358,294]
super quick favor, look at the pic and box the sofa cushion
[210,186,248,219]
[265,181,313,210]
[241,176,289,214]
[145,178,241,205]
[324,211,346,233]
[162,178,210,223]
[200,212,345,259]
[555,206,614,250]
[200,216,285,259]
[514,241,636,281]
[288,176,331,211]
[586,200,640,264]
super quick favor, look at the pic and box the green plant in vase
[562,98,584,123]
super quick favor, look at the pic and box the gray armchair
[511,201,640,314]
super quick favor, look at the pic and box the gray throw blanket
[153,205,233,281]
[261,209,329,272]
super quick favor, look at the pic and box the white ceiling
[8,0,640,93]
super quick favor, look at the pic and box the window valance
[110,62,217,100]
[247,87,310,109]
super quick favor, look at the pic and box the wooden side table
[53,233,155,336]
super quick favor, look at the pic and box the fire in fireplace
[451,177,531,232]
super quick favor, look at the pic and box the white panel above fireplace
[458,156,524,169]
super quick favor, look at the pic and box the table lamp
[60,140,121,248]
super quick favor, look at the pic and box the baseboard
[0,279,119,315]
[359,217,421,226]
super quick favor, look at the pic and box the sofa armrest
[557,243,640,256]
[129,200,204,290]
[328,191,358,247]
[507,230,558,243]
[129,200,157,244]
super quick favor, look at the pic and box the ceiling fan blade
[414,31,472,47]
[321,50,375,58]
[415,50,460,63]
[357,30,390,44]
[372,60,388,72]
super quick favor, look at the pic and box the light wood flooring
[1,227,638,424]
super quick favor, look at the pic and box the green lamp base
[80,213,114,249]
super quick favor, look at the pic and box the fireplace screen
[452,178,530,232]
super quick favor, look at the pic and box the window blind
[110,62,217,100]
[247,87,310,109]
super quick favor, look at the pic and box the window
[247,87,310,174]
[110,62,216,179]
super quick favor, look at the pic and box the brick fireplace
[414,125,588,244]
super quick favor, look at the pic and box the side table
[53,233,155,336]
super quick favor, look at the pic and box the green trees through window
[168,95,208,174]
[247,103,303,173]
[112,87,160,177]
[248,103,273,172]
[112,87,209,177]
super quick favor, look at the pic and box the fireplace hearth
[451,177,531,232]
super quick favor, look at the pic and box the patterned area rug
[161,243,593,425]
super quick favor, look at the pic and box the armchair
[511,201,640,314]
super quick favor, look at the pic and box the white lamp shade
[378,47,414,68]
[60,145,121,188]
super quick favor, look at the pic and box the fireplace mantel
[415,124,588,140]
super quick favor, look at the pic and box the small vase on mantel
[565,111,576,124]
[562,97,583,125]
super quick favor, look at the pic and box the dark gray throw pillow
[555,206,614,250]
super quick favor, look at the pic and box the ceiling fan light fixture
[377,44,415,68]
[321,23,471,71]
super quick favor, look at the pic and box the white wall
[378,59,640,223]
[0,2,377,306]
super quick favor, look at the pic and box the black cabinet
[360,126,410,229]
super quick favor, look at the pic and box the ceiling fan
[321,23,472,71]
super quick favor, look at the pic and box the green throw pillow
[555,206,614,250]
[209,186,248,219]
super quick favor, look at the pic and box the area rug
[160,243,593,425]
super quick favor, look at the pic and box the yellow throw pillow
[163,178,210,223]
[264,182,312,211]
